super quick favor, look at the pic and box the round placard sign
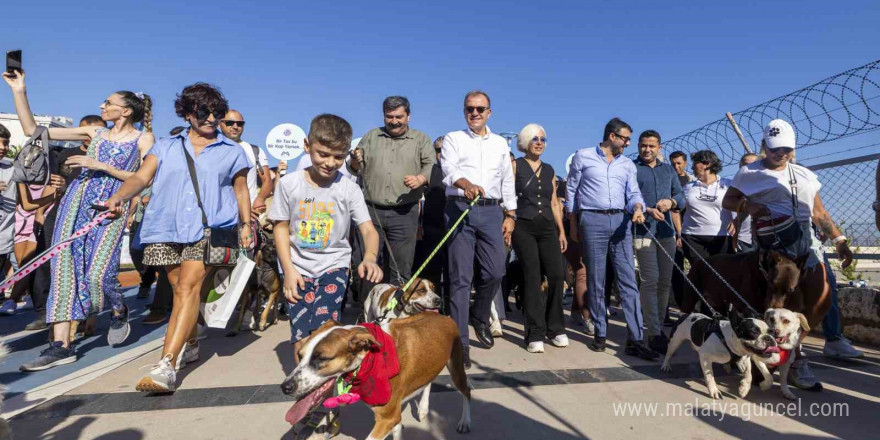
[266,123,307,161]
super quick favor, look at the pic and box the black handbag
[180,140,240,266]
[755,165,803,249]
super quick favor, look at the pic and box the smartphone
[6,50,22,74]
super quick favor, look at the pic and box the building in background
[0,112,76,152]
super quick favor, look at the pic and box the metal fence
[663,59,880,167]
[808,153,879,253]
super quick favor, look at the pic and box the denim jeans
[633,236,676,337]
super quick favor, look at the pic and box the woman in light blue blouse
[106,83,253,393]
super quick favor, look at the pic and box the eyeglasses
[103,100,128,108]
[531,136,547,144]
[222,120,246,128]
[465,106,488,114]
[613,132,631,143]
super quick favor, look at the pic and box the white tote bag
[200,252,255,328]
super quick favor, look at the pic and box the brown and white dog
[764,308,812,400]
[232,225,283,334]
[281,313,471,440]
[362,278,441,324]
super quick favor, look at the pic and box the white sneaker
[19,295,34,310]
[175,341,200,371]
[490,318,503,337]
[823,338,864,359]
[527,341,545,353]
[136,354,177,393]
[584,320,596,336]
[549,334,570,348]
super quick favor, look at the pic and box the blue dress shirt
[565,145,644,214]
[139,130,251,244]
[632,158,684,239]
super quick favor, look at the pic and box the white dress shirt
[441,126,517,211]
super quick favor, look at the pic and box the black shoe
[137,286,152,299]
[588,337,606,352]
[648,335,669,355]
[626,340,659,360]
[469,317,494,348]
[462,345,471,370]
[25,316,48,331]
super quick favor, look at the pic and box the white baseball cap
[763,119,796,150]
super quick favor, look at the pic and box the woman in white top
[681,150,734,263]
[723,119,855,391]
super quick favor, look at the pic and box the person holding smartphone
[3,70,155,371]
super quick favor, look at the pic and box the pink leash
[0,211,113,292]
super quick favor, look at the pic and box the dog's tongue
[764,346,781,354]
[285,379,334,425]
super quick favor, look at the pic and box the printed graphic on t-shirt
[295,198,336,250]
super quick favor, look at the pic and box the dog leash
[401,195,480,292]
[0,210,114,292]
[642,226,722,317]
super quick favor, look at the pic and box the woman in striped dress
[3,69,155,371]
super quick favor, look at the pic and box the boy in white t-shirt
[268,114,383,357]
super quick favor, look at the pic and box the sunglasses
[222,120,246,128]
[465,106,488,114]
[770,147,794,155]
[194,104,227,122]
[531,136,547,144]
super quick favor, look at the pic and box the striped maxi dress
[46,130,142,323]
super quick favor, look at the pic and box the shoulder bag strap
[250,143,264,176]
[787,165,799,218]
[522,161,543,189]
[180,138,209,227]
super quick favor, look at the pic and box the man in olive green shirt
[349,96,435,288]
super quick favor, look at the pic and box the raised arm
[2,71,99,141]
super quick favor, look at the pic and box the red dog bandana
[769,348,793,368]
[341,323,400,406]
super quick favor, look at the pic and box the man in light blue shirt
[566,117,656,360]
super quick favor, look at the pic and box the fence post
[725,112,753,154]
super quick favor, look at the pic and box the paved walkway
[3,289,878,440]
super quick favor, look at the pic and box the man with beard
[631,130,683,354]
[349,96,434,291]
[566,117,655,359]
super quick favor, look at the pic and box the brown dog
[232,226,282,334]
[682,249,830,328]
[281,313,472,439]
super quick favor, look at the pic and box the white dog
[662,308,780,399]
[764,308,811,400]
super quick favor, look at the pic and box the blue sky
[3,0,879,174]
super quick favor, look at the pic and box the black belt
[449,196,500,206]
[583,209,624,214]
[365,200,417,210]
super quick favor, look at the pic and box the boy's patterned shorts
[288,267,349,343]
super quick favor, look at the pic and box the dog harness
[337,323,400,406]
[689,317,737,358]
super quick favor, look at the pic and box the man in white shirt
[220,110,271,215]
[441,90,516,368]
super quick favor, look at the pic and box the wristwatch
[873,200,880,213]
[504,213,517,221]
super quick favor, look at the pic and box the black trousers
[32,214,57,316]
[671,247,686,308]
[358,202,419,294]
[511,216,565,343]
[681,234,734,264]
[413,227,449,314]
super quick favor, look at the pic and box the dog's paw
[759,380,772,392]
[708,387,723,400]
[782,388,797,400]
[456,421,471,434]
[419,408,429,422]
[738,382,750,398]
[660,362,672,373]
